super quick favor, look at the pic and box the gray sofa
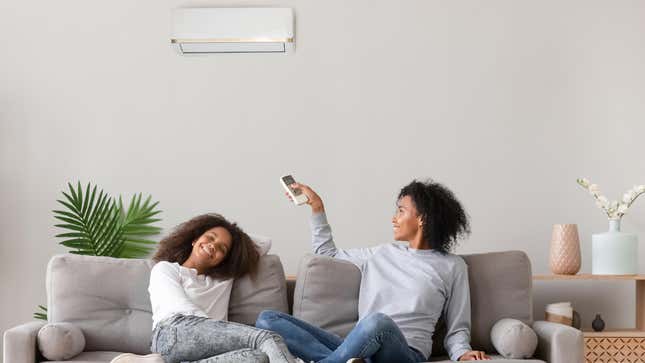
[3,251,583,363]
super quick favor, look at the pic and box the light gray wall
[2,0,645,358]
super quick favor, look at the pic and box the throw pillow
[490,318,538,359]
[37,322,85,360]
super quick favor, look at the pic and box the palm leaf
[54,183,107,255]
[33,305,47,321]
[80,183,94,219]
[87,190,109,236]
[118,193,162,258]
[96,203,123,256]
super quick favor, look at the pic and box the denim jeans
[151,314,297,363]
[255,311,426,363]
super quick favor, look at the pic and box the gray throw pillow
[37,322,85,360]
[490,318,537,359]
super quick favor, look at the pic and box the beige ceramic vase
[550,224,581,275]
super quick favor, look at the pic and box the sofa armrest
[532,320,583,363]
[3,321,46,363]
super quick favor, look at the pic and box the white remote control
[280,175,309,206]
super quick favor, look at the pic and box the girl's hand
[286,182,325,214]
[459,350,490,361]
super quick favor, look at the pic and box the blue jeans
[151,314,297,363]
[255,311,426,363]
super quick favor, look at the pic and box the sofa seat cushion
[428,354,545,362]
[42,352,546,363]
[43,350,122,362]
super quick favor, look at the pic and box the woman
[111,214,300,363]
[256,180,490,362]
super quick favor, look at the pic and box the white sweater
[148,236,272,329]
[311,213,472,361]
[148,261,233,329]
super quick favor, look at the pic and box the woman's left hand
[458,350,490,360]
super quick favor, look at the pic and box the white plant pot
[592,219,638,275]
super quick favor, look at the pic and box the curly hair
[152,214,259,279]
[398,179,470,254]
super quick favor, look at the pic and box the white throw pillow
[250,234,272,255]
[37,322,85,360]
[490,318,538,359]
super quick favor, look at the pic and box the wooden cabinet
[584,332,645,362]
[534,274,645,363]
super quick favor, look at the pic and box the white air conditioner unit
[171,8,294,54]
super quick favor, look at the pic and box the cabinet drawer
[585,337,645,363]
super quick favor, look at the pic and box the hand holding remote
[286,182,325,214]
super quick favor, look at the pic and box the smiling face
[187,226,233,271]
[392,195,423,243]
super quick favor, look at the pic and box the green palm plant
[34,182,162,320]
[54,182,162,257]
[34,305,47,321]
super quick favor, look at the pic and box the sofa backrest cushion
[46,254,289,354]
[229,255,289,325]
[292,254,361,336]
[47,255,154,354]
[292,251,532,356]
[461,251,533,352]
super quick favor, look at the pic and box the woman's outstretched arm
[290,182,380,267]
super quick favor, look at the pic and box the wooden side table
[534,274,645,363]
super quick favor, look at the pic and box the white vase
[592,219,639,275]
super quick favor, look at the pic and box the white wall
[2,0,645,359]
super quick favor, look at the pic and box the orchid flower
[577,178,645,219]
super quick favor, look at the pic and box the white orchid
[618,204,629,214]
[578,178,591,188]
[598,196,609,206]
[577,178,645,220]
[623,193,633,204]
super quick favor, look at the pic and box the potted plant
[577,178,644,275]
[35,182,162,320]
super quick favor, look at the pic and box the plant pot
[592,219,638,275]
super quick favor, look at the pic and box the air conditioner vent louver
[171,8,294,54]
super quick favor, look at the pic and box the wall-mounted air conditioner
[171,8,294,54]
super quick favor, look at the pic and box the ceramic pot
[550,224,581,275]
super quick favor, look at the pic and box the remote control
[280,175,309,206]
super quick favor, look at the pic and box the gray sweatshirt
[310,213,472,361]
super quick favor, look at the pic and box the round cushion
[37,322,85,360]
[490,318,538,359]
